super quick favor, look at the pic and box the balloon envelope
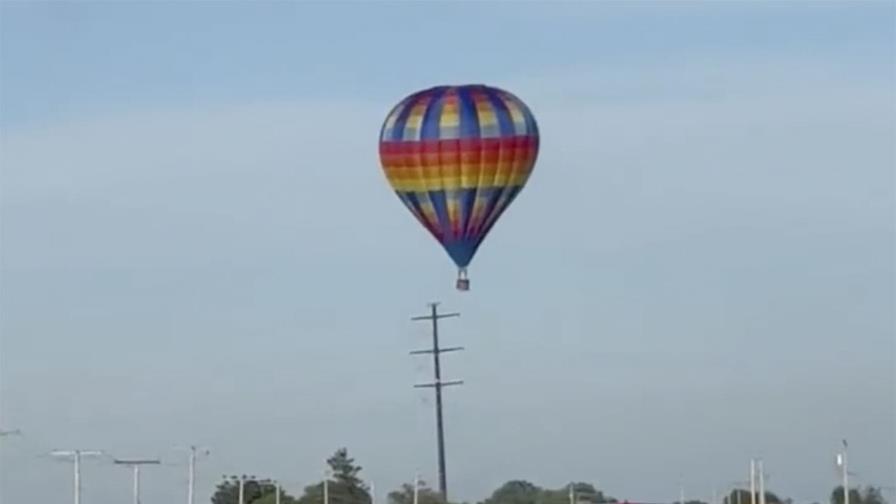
[378,84,540,289]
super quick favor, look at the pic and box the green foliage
[329,448,365,491]
[254,494,300,504]
[387,479,444,504]
[831,486,889,504]
[481,480,541,504]
[298,448,370,504]
[723,490,781,504]
[212,476,296,504]
[478,480,615,504]
[207,445,890,504]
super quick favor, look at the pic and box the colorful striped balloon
[378,84,540,291]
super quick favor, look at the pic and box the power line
[410,302,463,502]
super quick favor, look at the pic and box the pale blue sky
[1,2,894,504]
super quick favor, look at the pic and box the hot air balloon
[378,84,540,291]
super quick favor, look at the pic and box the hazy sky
[1,2,894,504]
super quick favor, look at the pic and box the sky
[1,1,894,504]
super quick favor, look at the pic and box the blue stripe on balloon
[428,189,450,241]
[389,100,415,142]
[400,192,426,224]
[456,86,480,140]
[478,185,523,240]
[470,187,504,240]
[519,97,539,138]
[485,90,516,138]
[380,98,409,142]
[420,87,448,141]
[390,88,434,141]
[455,187,477,239]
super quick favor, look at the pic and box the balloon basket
[456,269,469,291]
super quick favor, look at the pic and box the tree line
[210,448,889,504]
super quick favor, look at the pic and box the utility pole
[411,302,463,502]
[50,449,104,504]
[114,458,160,504]
[275,480,282,504]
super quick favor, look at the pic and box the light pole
[413,473,420,504]
[836,439,849,504]
[750,459,757,504]
[114,459,161,504]
[758,460,766,504]
[726,480,750,504]
[50,450,104,504]
[323,469,332,504]
[174,444,209,504]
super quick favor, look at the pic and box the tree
[536,483,615,504]
[568,483,614,504]
[329,448,365,491]
[298,448,370,504]
[479,481,614,504]
[725,489,752,504]
[388,479,444,504]
[255,494,300,504]
[724,489,783,504]
[831,486,889,504]
[212,475,296,504]
[481,480,541,504]
[861,487,889,504]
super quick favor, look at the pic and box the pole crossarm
[410,309,460,322]
[414,380,464,388]
[410,346,464,355]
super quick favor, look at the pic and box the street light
[50,449,105,504]
[836,440,850,504]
